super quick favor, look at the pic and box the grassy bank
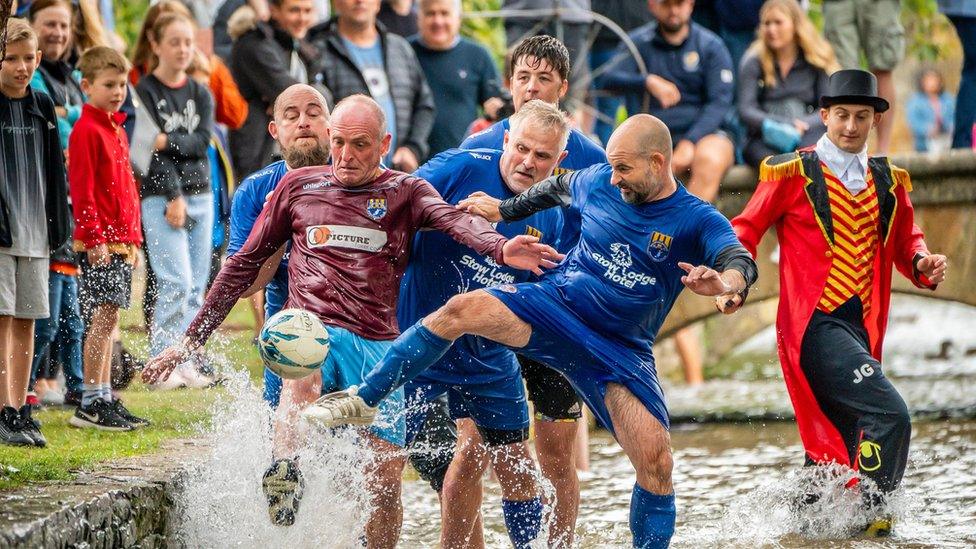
[0,292,263,491]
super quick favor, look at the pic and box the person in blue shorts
[398,100,568,548]
[459,35,605,545]
[226,84,330,413]
[308,114,759,548]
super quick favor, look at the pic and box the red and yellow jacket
[731,147,934,467]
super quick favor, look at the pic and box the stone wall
[0,440,199,549]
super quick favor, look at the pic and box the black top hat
[819,69,889,113]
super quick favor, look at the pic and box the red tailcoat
[732,149,933,466]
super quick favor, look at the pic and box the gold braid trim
[758,153,803,183]
[890,165,913,192]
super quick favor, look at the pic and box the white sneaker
[147,366,188,391]
[301,386,377,428]
[178,362,215,389]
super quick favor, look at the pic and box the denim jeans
[142,194,214,356]
[30,272,84,392]
[949,15,976,149]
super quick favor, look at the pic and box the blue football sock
[357,321,452,407]
[502,497,542,549]
[630,484,675,549]
[100,384,113,402]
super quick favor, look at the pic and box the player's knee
[640,446,674,488]
[431,293,480,337]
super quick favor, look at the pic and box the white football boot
[301,386,377,428]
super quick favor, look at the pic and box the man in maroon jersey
[141,94,561,546]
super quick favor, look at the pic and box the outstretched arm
[142,180,294,384]
[457,172,573,223]
[413,179,564,274]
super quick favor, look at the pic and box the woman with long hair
[738,0,840,166]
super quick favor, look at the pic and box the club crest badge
[648,231,673,262]
[366,198,388,220]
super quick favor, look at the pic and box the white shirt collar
[815,134,868,193]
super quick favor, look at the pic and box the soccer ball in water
[258,309,330,379]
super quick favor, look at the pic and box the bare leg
[248,291,265,340]
[441,419,490,549]
[575,411,590,472]
[363,433,406,549]
[6,319,34,407]
[273,370,322,456]
[0,316,11,405]
[534,419,580,547]
[687,134,735,203]
[873,69,895,154]
[674,327,704,385]
[84,305,119,391]
[605,383,673,493]
[423,290,531,347]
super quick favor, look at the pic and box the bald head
[273,84,330,122]
[331,94,387,140]
[606,114,676,204]
[607,114,672,162]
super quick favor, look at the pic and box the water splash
[172,369,373,547]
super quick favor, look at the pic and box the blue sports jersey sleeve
[459,121,503,151]
[569,163,608,213]
[697,207,742,268]
[414,148,474,194]
[227,179,264,257]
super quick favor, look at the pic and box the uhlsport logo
[648,231,673,262]
[306,225,388,252]
[590,243,656,289]
[366,198,388,220]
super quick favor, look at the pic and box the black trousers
[799,298,911,494]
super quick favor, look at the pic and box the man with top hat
[731,69,948,535]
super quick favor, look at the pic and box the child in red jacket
[68,46,148,431]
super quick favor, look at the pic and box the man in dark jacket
[229,0,320,178]
[310,0,435,171]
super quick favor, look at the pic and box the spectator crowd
[0,0,973,447]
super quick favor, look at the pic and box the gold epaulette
[890,164,913,192]
[758,152,803,183]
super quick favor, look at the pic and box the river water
[176,296,976,547]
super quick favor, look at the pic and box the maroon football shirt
[186,166,507,344]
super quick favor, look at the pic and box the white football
[258,309,331,379]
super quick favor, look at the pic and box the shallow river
[176,296,976,547]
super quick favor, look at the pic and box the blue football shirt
[461,118,605,249]
[398,148,564,382]
[227,160,290,315]
[547,163,741,353]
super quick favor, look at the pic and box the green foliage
[461,0,505,69]
[112,0,150,53]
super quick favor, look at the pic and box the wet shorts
[520,355,583,421]
[0,253,48,319]
[486,281,670,434]
[404,371,530,447]
[320,326,405,447]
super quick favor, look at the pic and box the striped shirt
[817,163,880,318]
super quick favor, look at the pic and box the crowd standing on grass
[0,0,971,545]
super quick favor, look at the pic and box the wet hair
[4,18,37,49]
[77,44,130,81]
[509,35,570,82]
[508,99,570,152]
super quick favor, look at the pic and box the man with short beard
[225,83,331,409]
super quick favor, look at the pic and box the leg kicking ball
[259,309,330,379]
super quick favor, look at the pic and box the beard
[282,142,330,169]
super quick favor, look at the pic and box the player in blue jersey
[396,100,568,548]
[458,36,606,545]
[307,114,759,548]
[226,84,330,414]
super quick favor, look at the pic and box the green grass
[0,296,263,491]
